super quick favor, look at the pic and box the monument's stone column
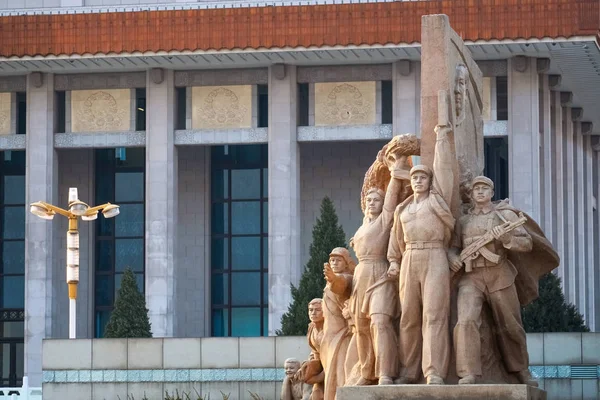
[267,64,300,335]
[392,61,419,135]
[145,68,177,337]
[507,56,541,221]
[25,72,56,386]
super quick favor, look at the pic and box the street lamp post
[30,187,120,339]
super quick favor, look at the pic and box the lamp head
[81,213,98,221]
[29,202,54,220]
[69,200,89,216]
[102,204,120,219]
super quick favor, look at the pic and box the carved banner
[420,14,484,218]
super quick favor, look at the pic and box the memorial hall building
[0,0,598,388]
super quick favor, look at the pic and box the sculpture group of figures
[281,99,559,400]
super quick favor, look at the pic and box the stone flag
[419,14,484,218]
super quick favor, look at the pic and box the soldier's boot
[426,374,445,385]
[458,375,477,385]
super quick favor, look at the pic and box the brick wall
[175,146,210,338]
[299,141,386,269]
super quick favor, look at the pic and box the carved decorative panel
[0,93,11,134]
[71,89,131,133]
[314,81,376,126]
[191,85,252,129]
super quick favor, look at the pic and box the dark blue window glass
[231,272,261,306]
[231,237,261,270]
[231,308,261,337]
[115,172,144,203]
[231,169,261,199]
[211,238,228,270]
[2,207,25,240]
[0,150,26,387]
[1,242,25,275]
[231,202,260,234]
[3,176,25,205]
[1,276,24,308]
[211,309,229,337]
[114,204,144,237]
[211,273,229,306]
[210,145,268,337]
[94,148,145,338]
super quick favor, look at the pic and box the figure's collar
[470,203,494,215]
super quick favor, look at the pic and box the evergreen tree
[521,273,589,333]
[278,197,347,335]
[104,268,152,338]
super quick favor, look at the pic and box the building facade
[0,0,599,389]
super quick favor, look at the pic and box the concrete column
[584,135,596,330]
[267,64,300,335]
[392,61,419,135]
[551,91,565,284]
[507,57,541,221]
[24,73,56,386]
[593,138,600,330]
[563,107,576,304]
[145,69,177,337]
[539,75,553,241]
[574,122,587,319]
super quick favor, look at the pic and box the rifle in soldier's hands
[458,212,527,273]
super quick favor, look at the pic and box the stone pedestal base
[337,384,546,400]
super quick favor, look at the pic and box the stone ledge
[336,384,546,400]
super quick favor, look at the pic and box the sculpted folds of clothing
[456,208,532,294]
[453,206,533,378]
[321,275,352,400]
[386,131,455,382]
[350,175,403,381]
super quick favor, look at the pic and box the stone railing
[0,378,42,400]
[42,333,600,400]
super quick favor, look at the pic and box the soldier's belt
[405,241,444,250]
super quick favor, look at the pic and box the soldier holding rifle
[448,176,538,386]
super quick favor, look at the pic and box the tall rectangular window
[257,85,268,128]
[484,137,509,200]
[55,91,66,133]
[15,93,26,135]
[94,148,146,338]
[0,150,26,387]
[297,83,309,126]
[135,89,146,131]
[381,80,393,124]
[496,77,508,121]
[211,144,268,337]
[176,87,187,130]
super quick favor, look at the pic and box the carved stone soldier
[448,176,538,386]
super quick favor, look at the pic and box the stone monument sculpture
[387,122,456,385]
[449,176,534,386]
[347,133,418,385]
[303,298,325,400]
[449,176,559,386]
[281,358,312,400]
[290,12,558,400]
[318,248,355,400]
